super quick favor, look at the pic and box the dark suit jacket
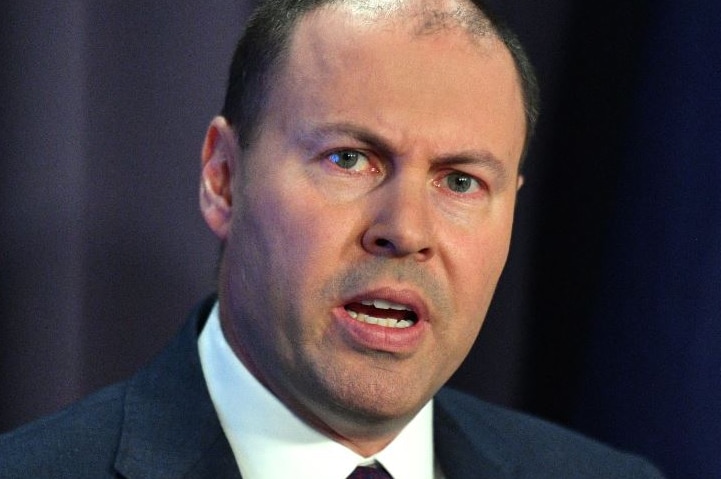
[0,297,665,478]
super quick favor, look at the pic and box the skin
[200,0,526,457]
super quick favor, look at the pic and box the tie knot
[347,465,393,479]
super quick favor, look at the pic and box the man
[0,0,665,477]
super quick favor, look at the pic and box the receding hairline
[304,0,497,41]
[262,0,507,124]
[259,0,520,143]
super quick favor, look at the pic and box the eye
[439,171,483,194]
[328,149,372,172]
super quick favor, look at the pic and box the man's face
[206,3,525,448]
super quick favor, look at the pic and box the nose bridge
[388,173,429,228]
[363,169,435,259]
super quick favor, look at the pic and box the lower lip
[331,306,427,354]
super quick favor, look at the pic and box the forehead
[263,0,525,166]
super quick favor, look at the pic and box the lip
[332,287,430,354]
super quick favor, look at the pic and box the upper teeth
[360,299,411,311]
[347,310,414,329]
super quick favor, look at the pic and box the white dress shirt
[198,302,438,479]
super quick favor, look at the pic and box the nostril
[375,238,392,248]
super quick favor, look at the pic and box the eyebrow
[296,121,397,159]
[297,121,511,184]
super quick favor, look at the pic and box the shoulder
[0,382,127,478]
[434,388,665,478]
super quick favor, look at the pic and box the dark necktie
[346,465,393,479]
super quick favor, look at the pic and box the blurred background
[1,1,719,478]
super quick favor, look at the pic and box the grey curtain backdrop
[3,2,719,478]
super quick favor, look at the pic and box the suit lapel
[114,297,242,479]
[434,390,515,479]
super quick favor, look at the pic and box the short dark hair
[221,0,539,163]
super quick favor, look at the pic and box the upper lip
[341,286,430,324]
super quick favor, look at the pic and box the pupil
[332,151,358,169]
[449,173,471,192]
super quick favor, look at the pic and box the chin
[317,376,432,425]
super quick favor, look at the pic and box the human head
[201,0,531,456]
[221,0,539,164]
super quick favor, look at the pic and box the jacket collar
[434,389,516,479]
[114,296,241,479]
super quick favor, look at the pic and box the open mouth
[344,299,418,329]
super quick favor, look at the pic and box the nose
[361,178,435,261]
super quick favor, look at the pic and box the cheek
[447,220,514,312]
[258,189,358,297]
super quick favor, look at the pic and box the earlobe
[517,174,525,191]
[200,116,238,240]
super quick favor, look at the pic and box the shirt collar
[198,302,435,479]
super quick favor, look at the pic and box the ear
[200,116,237,241]
[516,174,525,191]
